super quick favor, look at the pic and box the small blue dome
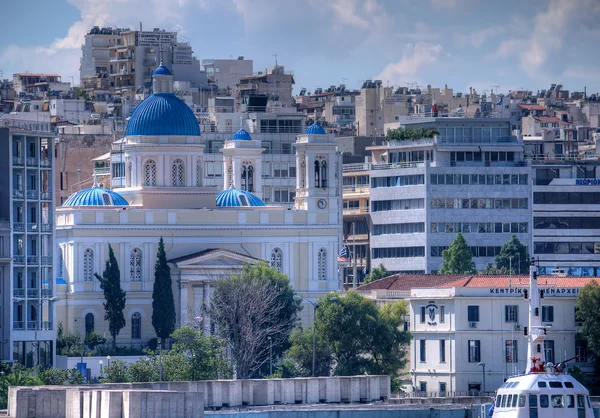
[216,188,266,207]
[56,278,68,285]
[153,64,172,76]
[306,122,326,135]
[232,128,252,141]
[126,93,200,137]
[62,186,129,207]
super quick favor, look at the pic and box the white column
[180,282,188,325]
[193,285,204,328]
[203,284,211,335]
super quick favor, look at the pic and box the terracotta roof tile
[440,275,600,288]
[518,104,546,111]
[357,274,466,291]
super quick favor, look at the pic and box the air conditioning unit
[469,322,478,329]
[513,324,521,331]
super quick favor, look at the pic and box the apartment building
[366,118,531,274]
[202,58,253,95]
[12,74,63,96]
[236,65,295,110]
[0,127,57,367]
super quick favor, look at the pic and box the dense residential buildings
[358,273,597,395]
[202,58,253,95]
[236,65,295,111]
[54,64,343,347]
[0,127,57,366]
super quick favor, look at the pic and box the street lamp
[293,296,339,377]
[13,296,59,377]
[106,355,111,368]
[99,360,103,374]
[478,362,486,394]
[268,336,273,377]
[157,339,163,382]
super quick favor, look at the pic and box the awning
[91,152,111,162]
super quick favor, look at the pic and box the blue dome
[153,64,172,76]
[62,186,129,207]
[232,128,252,141]
[216,188,266,207]
[305,122,326,135]
[125,93,200,137]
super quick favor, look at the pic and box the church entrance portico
[169,248,262,334]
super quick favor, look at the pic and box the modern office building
[0,127,57,366]
[366,118,531,273]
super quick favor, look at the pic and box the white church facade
[54,64,342,346]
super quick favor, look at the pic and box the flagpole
[352,221,357,288]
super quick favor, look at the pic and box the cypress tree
[94,244,126,349]
[440,232,476,274]
[152,237,176,348]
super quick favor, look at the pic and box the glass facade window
[534,242,600,255]
[467,306,479,322]
[468,340,481,362]
[372,223,424,235]
[431,246,503,258]
[372,247,424,259]
[372,198,424,212]
[430,173,526,185]
[431,222,527,234]
[534,217,600,229]
[534,191,600,205]
[371,175,424,188]
[430,198,527,210]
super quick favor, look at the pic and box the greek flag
[496,97,503,106]
[339,245,349,259]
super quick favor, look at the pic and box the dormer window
[101,193,112,205]
[238,194,249,206]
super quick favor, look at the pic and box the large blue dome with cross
[125,64,200,137]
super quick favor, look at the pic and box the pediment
[169,248,262,269]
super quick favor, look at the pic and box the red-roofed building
[361,273,598,396]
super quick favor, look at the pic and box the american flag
[338,245,349,262]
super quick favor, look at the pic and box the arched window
[130,248,142,281]
[144,159,156,186]
[270,248,283,272]
[83,248,93,282]
[320,161,328,189]
[101,193,112,205]
[318,248,327,281]
[300,159,306,189]
[196,159,202,186]
[314,160,320,188]
[131,312,141,339]
[58,246,64,279]
[241,165,254,192]
[85,313,94,336]
[172,159,185,186]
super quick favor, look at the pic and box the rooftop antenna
[491,85,500,95]
[341,77,348,84]
[273,54,278,66]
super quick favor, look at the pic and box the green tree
[0,369,43,408]
[56,322,84,356]
[314,291,410,384]
[152,237,176,348]
[576,281,600,358]
[100,359,130,383]
[210,262,300,378]
[129,357,159,382]
[165,326,232,381]
[41,368,85,385]
[363,264,389,284]
[568,365,587,388]
[440,232,475,274]
[494,235,529,274]
[95,244,127,349]
[286,327,332,377]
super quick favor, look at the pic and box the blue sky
[1,0,599,95]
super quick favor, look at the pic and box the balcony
[13,222,24,232]
[13,189,24,199]
[41,289,53,298]
[41,224,52,233]
[94,166,110,176]
[40,159,51,168]
[13,288,25,297]
[371,161,425,170]
[13,321,25,330]
[343,207,369,215]
[27,223,38,232]
[13,156,24,166]
[343,163,370,173]
[40,321,53,331]
[26,190,38,199]
[27,288,39,298]
[40,192,51,200]
[26,157,38,167]
[26,255,38,265]
[13,255,24,264]
[41,256,52,265]
[437,136,518,144]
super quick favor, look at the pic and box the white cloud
[492,0,600,78]
[455,26,504,49]
[375,42,443,85]
[429,0,466,10]
[317,0,389,34]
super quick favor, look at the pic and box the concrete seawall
[7,376,390,418]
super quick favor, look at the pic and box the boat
[490,258,594,417]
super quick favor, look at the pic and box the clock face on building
[317,199,327,209]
